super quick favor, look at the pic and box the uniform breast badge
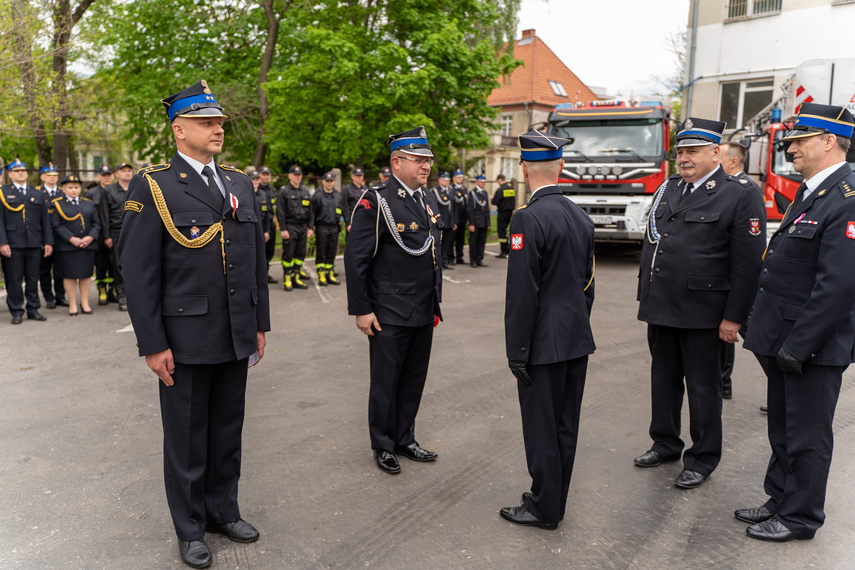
[191,226,200,238]
[705,180,716,189]
[409,222,419,231]
[398,189,407,199]
[427,204,437,224]
[180,172,188,179]
[397,223,406,232]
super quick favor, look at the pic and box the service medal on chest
[190,226,200,238]
[396,223,406,232]
[410,222,419,231]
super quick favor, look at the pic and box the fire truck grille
[580,205,626,216]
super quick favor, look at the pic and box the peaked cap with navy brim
[783,103,855,141]
[162,80,228,122]
[519,130,572,162]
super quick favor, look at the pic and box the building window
[500,157,517,181]
[548,80,567,97]
[501,115,513,136]
[471,159,485,179]
[719,79,774,130]
[726,0,781,20]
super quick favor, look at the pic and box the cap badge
[685,118,693,130]
[201,80,211,94]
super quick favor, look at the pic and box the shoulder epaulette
[36,185,43,191]
[220,164,247,177]
[138,163,170,176]
[81,197,92,201]
[51,196,63,203]
[518,203,528,210]
[840,179,855,198]
[371,182,387,191]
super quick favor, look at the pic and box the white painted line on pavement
[443,275,471,284]
[117,323,134,333]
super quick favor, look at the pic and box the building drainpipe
[685,0,699,119]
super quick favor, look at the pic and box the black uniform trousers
[5,248,43,316]
[519,356,587,525]
[159,358,248,540]
[265,231,275,266]
[761,361,843,539]
[367,322,433,453]
[721,326,770,394]
[315,225,340,266]
[39,249,65,303]
[496,211,512,255]
[95,241,110,282]
[282,223,308,263]
[440,229,455,265]
[453,225,467,262]
[647,324,723,475]
[469,227,487,264]
[107,231,123,285]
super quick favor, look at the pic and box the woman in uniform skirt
[50,175,101,316]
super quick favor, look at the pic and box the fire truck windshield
[550,118,663,160]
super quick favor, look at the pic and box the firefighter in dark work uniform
[277,165,314,290]
[257,165,277,283]
[311,171,343,286]
[429,171,456,269]
[100,162,133,311]
[249,169,274,258]
[492,173,515,258]
[342,166,367,238]
[84,164,115,305]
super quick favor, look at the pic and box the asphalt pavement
[2,243,854,569]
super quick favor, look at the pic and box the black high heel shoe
[81,308,93,315]
[69,311,79,317]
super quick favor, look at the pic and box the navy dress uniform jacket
[0,185,54,248]
[638,167,766,328]
[744,164,855,365]
[50,196,100,251]
[344,176,442,327]
[505,185,596,364]
[119,154,271,365]
[467,187,490,228]
[429,185,454,230]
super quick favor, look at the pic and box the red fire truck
[543,99,672,242]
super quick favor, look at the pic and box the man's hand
[104,237,113,249]
[307,228,314,238]
[453,224,458,231]
[468,224,475,233]
[250,332,266,367]
[347,224,352,232]
[719,319,740,343]
[356,313,381,336]
[280,229,290,240]
[264,232,270,243]
[508,360,532,386]
[0,244,10,257]
[43,244,53,257]
[776,347,803,375]
[145,349,175,386]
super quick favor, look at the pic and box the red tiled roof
[488,30,598,108]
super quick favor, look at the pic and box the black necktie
[794,182,808,203]
[17,185,26,198]
[413,190,429,224]
[680,183,693,205]
[201,165,224,209]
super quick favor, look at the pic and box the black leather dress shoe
[746,517,799,542]
[634,449,674,468]
[374,450,401,474]
[205,519,260,543]
[56,297,69,307]
[442,263,453,270]
[395,442,437,461]
[470,263,478,267]
[46,300,57,309]
[27,311,47,321]
[11,315,23,325]
[499,505,557,530]
[722,386,732,399]
[760,404,768,413]
[735,505,773,524]
[522,491,531,503]
[674,469,706,489]
[477,261,488,267]
[267,275,278,284]
[178,539,212,569]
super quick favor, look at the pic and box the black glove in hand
[508,359,532,386]
[776,347,802,375]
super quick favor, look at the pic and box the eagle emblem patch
[359,198,371,210]
[511,234,523,250]
[749,218,761,236]
[847,221,855,240]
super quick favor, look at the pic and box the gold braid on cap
[144,172,226,274]
[0,191,25,221]
[53,200,84,231]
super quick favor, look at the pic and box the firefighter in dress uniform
[85,164,116,305]
[38,163,68,308]
[739,104,855,542]
[467,174,490,267]
[0,159,53,324]
[500,131,595,531]
[311,171,343,285]
[50,175,100,316]
[450,169,468,265]
[276,165,314,290]
[344,126,443,475]
[633,117,765,490]
[491,173,515,258]
[429,171,456,269]
[118,80,270,569]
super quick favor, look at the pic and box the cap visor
[675,138,716,148]
[398,148,433,158]
[175,108,228,119]
[782,128,825,141]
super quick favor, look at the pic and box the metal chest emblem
[30,196,35,202]
[180,172,188,179]
[190,226,200,238]
[398,189,407,199]
[818,189,827,196]
[789,225,796,234]
[396,223,406,232]
[409,222,419,231]
[226,175,231,181]
[705,180,716,189]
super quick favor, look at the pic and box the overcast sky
[517,0,690,98]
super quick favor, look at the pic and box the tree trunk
[253,0,289,167]
[10,0,53,167]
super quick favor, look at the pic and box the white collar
[684,164,720,190]
[177,151,217,178]
[530,183,553,197]
[805,162,846,192]
[393,174,417,197]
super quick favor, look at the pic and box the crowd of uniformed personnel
[1,157,516,322]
